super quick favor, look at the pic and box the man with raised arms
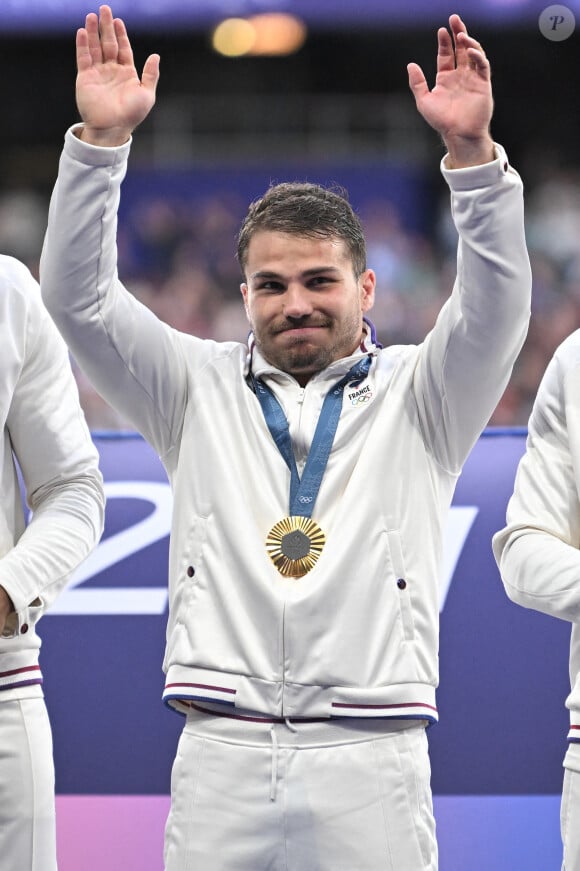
[40,7,530,868]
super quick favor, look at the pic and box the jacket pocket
[386,529,416,641]
[176,514,210,614]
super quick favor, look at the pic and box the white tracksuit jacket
[493,331,580,745]
[0,255,104,700]
[40,128,531,721]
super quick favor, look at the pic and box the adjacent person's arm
[494,341,580,623]
[1,260,104,637]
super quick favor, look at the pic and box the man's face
[241,231,375,385]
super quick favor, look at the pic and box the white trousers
[0,698,57,871]
[562,754,580,871]
[165,710,437,871]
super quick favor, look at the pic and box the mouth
[277,326,327,343]
[276,322,328,335]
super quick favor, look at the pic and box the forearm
[417,146,531,468]
[450,146,531,334]
[41,127,186,451]
[41,125,130,329]
[0,475,104,632]
[495,528,580,623]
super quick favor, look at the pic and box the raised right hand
[76,4,160,146]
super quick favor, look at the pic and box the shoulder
[0,256,42,325]
[374,342,419,373]
[177,333,248,376]
[538,330,580,399]
[0,255,39,298]
[528,331,580,431]
[552,330,580,371]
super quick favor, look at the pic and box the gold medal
[266,516,325,578]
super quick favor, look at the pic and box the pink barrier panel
[55,793,562,870]
[56,795,170,871]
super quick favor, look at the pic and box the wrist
[76,124,132,147]
[443,134,495,169]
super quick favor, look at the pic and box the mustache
[272,317,331,334]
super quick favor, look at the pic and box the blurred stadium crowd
[4,161,579,432]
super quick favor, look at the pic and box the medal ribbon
[252,355,372,517]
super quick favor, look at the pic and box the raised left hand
[407,14,494,167]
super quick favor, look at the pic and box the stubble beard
[277,341,335,380]
[257,311,363,380]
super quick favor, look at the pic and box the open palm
[76,5,159,144]
[408,15,492,150]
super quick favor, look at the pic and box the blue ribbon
[252,355,372,518]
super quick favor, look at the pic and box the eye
[308,275,335,288]
[256,280,285,293]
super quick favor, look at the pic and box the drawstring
[269,725,278,801]
[270,719,298,801]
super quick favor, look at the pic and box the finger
[449,12,467,46]
[84,12,103,66]
[407,62,429,101]
[141,54,161,95]
[436,26,455,74]
[450,14,472,65]
[76,28,93,73]
[113,16,135,67]
[466,46,491,80]
[98,5,119,63]
[454,29,490,78]
[454,26,486,69]
[456,30,485,54]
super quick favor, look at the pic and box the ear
[240,282,251,320]
[359,269,376,313]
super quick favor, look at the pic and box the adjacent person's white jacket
[494,332,580,744]
[41,128,531,722]
[0,255,104,699]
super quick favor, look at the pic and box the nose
[283,284,313,319]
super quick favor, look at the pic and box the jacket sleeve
[40,126,191,458]
[1,261,105,637]
[415,144,531,473]
[492,340,580,623]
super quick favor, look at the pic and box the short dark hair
[236,181,367,278]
